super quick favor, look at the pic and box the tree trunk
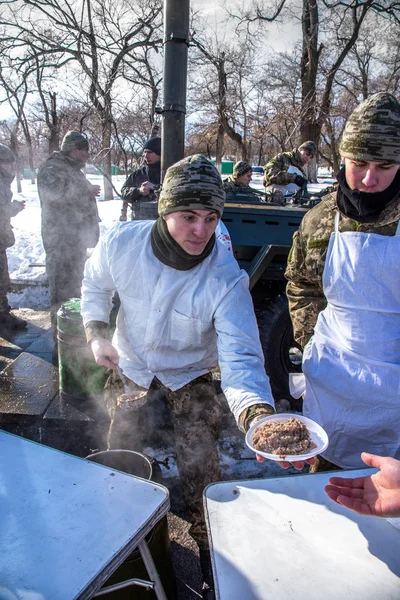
[48,93,60,153]
[28,142,35,184]
[300,0,320,181]
[102,118,113,201]
[215,123,224,171]
[8,130,21,192]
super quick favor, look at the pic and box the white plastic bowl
[246,413,329,462]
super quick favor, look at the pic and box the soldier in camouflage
[263,141,316,197]
[37,131,100,335]
[119,137,161,221]
[0,144,27,330]
[223,160,253,193]
[81,154,275,593]
[285,92,400,473]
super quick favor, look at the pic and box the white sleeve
[214,273,275,423]
[81,236,115,325]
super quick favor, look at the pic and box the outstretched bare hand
[325,452,400,518]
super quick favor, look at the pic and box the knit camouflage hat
[61,131,89,153]
[340,93,400,163]
[158,154,225,217]
[233,161,252,179]
[0,144,15,163]
[299,141,317,156]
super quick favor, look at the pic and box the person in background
[81,154,275,598]
[325,453,400,518]
[0,144,26,330]
[285,92,400,473]
[263,140,316,196]
[222,161,252,192]
[120,136,161,221]
[37,131,100,336]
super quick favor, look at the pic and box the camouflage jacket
[37,152,100,250]
[223,177,262,198]
[263,150,306,187]
[0,167,16,249]
[285,190,400,349]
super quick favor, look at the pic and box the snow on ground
[8,174,125,309]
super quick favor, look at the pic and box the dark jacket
[37,152,100,250]
[120,162,161,220]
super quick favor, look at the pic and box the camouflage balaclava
[339,93,400,163]
[299,141,317,157]
[158,154,225,217]
[61,131,89,153]
[233,161,252,180]
[0,144,15,164]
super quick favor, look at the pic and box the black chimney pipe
[160,0,190,180]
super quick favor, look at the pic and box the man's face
[69,147,89,165]
[236,171,252,185]
[143,149,160,165]
[344,158,400,193]
[163,209,219,255]
[299,149,314,165]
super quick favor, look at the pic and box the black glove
[294,175,307,187]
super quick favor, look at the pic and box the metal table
[0,430,170,599]
[205,470,400,600]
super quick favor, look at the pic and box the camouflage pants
[45,244,88,334]
[0,248,10,313]
[104,371,222,550]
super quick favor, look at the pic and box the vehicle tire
[256,294,303,412]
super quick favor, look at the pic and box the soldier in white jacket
[81,154,275,592]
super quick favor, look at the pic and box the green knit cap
[61,130,89,153]
[340,93,400,163]
[299,141,317,156]
[233,161,252,179]
[158,154,225,217]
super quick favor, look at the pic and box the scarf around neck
[150,216,215,271]
[147,161,161,186]
[336,166,400,223]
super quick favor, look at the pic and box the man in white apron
[263,140,316,196]
[285,92,400,472]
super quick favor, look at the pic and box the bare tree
[0,0,163,199]
[0,61,36,185]
[190,23,261,165]
[227,0,400,177]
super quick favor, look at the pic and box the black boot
[0,311,27,330]
[200,548,215,600]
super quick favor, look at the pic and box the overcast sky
[190,0,300,53]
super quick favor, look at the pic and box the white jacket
[81,220,274,422]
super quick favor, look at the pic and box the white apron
[302,213,400,468]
